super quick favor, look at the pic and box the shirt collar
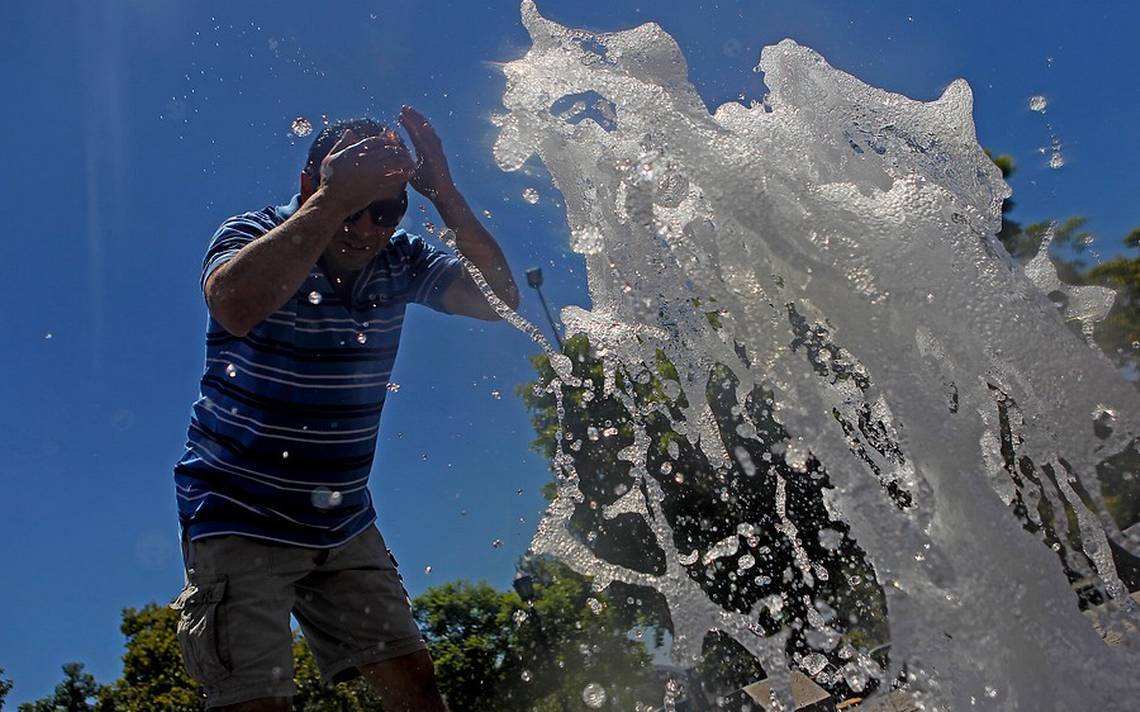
[275,193,302,223]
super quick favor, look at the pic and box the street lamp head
[512,571,536,602]
[525,267,544,289]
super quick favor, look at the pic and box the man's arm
[432,187,520,320]
[205,189,348,337]
[398,105,520,320]
[206,129,415,337]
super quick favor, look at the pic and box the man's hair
[304,117,406,184]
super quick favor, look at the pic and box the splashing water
[291,116,313,137]
[476,2,1140,709]
[582,682,608,707]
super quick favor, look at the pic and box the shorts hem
[319,635,429,685]
[203,680,297,709]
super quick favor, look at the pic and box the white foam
[482,2,1140,708]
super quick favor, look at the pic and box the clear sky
[2,0,1138,704]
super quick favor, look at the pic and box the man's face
[308,130,411,272]
[326,186,405,270]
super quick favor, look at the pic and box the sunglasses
[346,190,408,228]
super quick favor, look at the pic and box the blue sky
[2,0,1138,704]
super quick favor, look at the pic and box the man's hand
[319,128,415,215]
[398,106,454,201]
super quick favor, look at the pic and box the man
[170,106,519,712]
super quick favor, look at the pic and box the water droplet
[356,331,368,344]
[225,363,238,378]
[1092,404,1117,422]
[801,652,828,675]
[522,187,540,204]
[516,488,524,495]
[311,487,342,509]
[308,290,323,305]
[387,382,401,392]
[1028,95,1047,112]
[520,670,532,683]
[582,683,607,708]
[1049,151,1065,169]
[282,451,289,459]
[492,538,504,549]
[291,116,313,137]
[482,209,493,218]
[421,453,429,461]
[424,565,432,574]
[490,389,502,400]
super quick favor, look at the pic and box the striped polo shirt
[174,194,462,547]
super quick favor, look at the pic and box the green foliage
[291,634,384,712]
[18,663,100,712]
[80,603,383,712]
[983,149,1016,179]
[94,604,201,712]
[413,562,657,710]
[518,332,889,702]
[414,580,513,710]
[1,668,13,711]
[24,562,652,711]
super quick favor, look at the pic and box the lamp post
[525,267,563,350]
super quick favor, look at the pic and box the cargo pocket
[170,577,232,684]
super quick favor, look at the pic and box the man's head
[301,118,412,272]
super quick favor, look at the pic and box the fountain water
[466,2,1140,708]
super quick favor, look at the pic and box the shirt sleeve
[405,234,464,314]
[200,215,268,293]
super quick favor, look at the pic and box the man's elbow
[209,303,252,338]
[205,289,252,338]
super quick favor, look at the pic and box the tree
[518,333,890,704]
[45,565,651,712]
[1,667,14,710]
[91,602,383,712]
[94,604,201,711]
[290,634,383,712]
[414,561,657,710]
[18,663,100,712]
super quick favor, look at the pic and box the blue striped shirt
[174,194,462,547]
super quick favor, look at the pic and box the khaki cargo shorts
[169,525,426,709]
